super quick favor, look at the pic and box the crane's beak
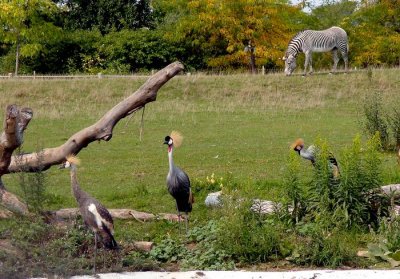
[163,140,168,145]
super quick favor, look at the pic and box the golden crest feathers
[290,138,304,149]
[66,154,81,165]
[170,130,183,148]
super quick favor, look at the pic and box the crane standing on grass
[291,138,340,178]
[164,131,194,235]
[60,155,118,272]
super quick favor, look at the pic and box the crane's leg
[177,211,182,235]
[185,212,189,236]
[93,233,97,274]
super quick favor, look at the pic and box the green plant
[300,135,386,230]
[216,199,292,263]
[16,149,47,213]
[149,238,187,262]
[363,91,390,150]
[192,173,224,193]
[389,106,400,150]
[283,151,306,224]
[367,215,400,267]
[182,221,234,270]
[290,223,358,267]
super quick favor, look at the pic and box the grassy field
[1,68,400,275]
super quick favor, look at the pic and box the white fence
[0,72,151,79]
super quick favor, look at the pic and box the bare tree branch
[0,61,184,215]
[6,61,184,173]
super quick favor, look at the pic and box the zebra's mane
[291,30,308,41]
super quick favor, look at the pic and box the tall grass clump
[283,151,306,224]
[363,92,389,150]
[15,149,48,213]
[389,106,400,151]
[333,133,385,228]
[215,195,293,264]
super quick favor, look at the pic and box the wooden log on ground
[45,208,181,222]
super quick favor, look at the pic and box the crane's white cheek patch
[88,203,103,228]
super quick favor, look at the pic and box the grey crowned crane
[60,155,118,272]
[164,131,194,235]
[291,138,340,178]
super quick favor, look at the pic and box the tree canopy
[0,0,399,74]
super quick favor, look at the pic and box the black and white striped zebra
[283,26,349,76]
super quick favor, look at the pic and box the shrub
[16,149,47,213]
[216,199,292,263]
[283,151,307,224]
[297,134,386,230]
[363,91,389,150]
[290,223,358,267]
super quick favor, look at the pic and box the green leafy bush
[216,199,292,263]
[290,223,357,267]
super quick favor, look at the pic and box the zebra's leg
[303,52,310,76]
[342,52,349,73]
[331,49,339,74]
[308,55,313,75]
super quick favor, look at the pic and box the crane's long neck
[168,145,175,174]
[70,164,85,203]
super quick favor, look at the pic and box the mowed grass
[1,68,400,240]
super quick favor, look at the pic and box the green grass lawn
[1,68,400,274]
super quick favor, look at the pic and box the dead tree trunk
[0,105,33,214]
[0,62,184,215]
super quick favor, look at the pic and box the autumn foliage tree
[156,0,303,71]
[342,0,400,67]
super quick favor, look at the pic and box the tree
[154,0,304,71]
[343,0,400,67]
[0,0,60,75]
[310,0,357,29]
[57,0,155,34]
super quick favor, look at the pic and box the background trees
[0,0,399,74]
[0,0,61,75]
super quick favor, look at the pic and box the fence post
[98,73,103,79]
[8,73,12,79]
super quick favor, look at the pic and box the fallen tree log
[46,208,182,222]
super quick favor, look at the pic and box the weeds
[363,92,389,149]
[15,149,48,213]
[149,221,234,270]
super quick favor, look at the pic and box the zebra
[283,26,349,76]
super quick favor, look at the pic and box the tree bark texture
[0,62,184,215]
[0,105,33,214]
